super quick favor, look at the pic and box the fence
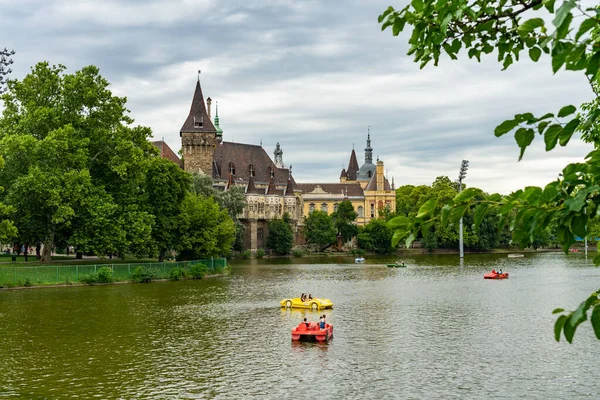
[0,258,228,288]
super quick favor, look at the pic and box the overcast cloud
[1,0,595,194]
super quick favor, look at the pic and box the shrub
[80,273,98,284]
[23,278,33,287]
[97,266,114,283]
[130,266,157,283]
[189,263,208,279]
[169,267,187,281]
[292,249,304,257]
[256,248,266,259]
[241,250,251,259]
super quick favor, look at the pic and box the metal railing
[0,258,228,288]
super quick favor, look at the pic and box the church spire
[274,142,285,168]
[214,101,223,141]
[180,78,217,136]
[365,125,373,165]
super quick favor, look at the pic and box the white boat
[507,253,524,258]
[355,257,365,263]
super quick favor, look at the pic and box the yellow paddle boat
[280,296,334,310]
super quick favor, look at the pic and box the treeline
[0,62,238,262]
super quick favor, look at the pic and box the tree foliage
[267,217,294,255]
[0,156,17,243]
[303,210,337,250]
[357,219,393,254]
[331,200,358,242]
[380,0,600,342]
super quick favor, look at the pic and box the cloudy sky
[1,0,595,194]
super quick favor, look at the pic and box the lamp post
[0,47,15,94]
[458,160,469,258]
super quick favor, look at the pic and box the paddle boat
[291,321,333,342]
[355,257,365,263]
[484,269,509,279]
[507,253,524,258]
[387,261,406,268]
[280,296,334,310]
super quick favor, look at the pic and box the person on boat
[308,294,313,300]
[301,293,306,301]
[302,317,309,329]
[322,314,327,329]
[499,268,503,275]
[319,315,325,330]
[401,260,405,266]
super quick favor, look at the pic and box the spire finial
[197,69,201,81]
[368,124,370,139]
[215,100,219,116]
[260,138,262,147]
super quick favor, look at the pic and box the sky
[0,0,596,194]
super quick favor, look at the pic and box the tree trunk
[36,243,41,260]
[41,232,54,262]
[24,243,28,262]
[158,249,165,262]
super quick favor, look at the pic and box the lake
[0,252,598,399]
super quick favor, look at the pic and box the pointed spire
[364,125,373,165]
[285,174,294,196]
[392,176,395,190]
[267,177,278,195]
[346,148,359,180]
[180,78,217,136]
[214,101,223,141]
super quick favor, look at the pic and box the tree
[380,0,600,342]
[357,219,393,254]
[331,200,358,242]
[303,210,336,250]
[178,194,236,260]
[267,217,293,255]
[0,156,17,243]
[0,62,158,261]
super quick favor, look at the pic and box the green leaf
[388,215,411,230]
[542,182,559,202]
[404,231,416,249]
[570,213,588,238]
[552,0,576,29]
[565,190,587,212]
[529,47,542,62]
[494,119,518,137]
[473,203,490,232]
[557,105,576,118]
[453,187,481,204]
[585,51,600,78]
[554,315,567,341]
[552,308,565,314]
[411,0,424,12]
[449,204,468,224]
[557,225,575,253]
[392,229,407,248]
[518,18,545,34]
[440,13,452,34]
[555,12,573,41]
[416,198,438,219]
[575,18,598,41]
[559,118,580,146]
[543,0,556,13]
[378,6,394,23]
[552,47,569,73]
[544,124,562,151]
[591,305,600,340]
[515,127,535,161]
[538,120,550,134]
[522,186,542,203]
[393,18,406,36]
[502,53,513,70]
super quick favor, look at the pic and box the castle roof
[364,174,392,191]
[297,183,364,197]
[150,140,182,167]
[180,80,217,136]
[346,149,359,180]
[212,141,298,189]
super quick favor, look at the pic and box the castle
[153,76,396,251]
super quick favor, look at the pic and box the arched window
[321,203,328,212]
[249,164,255,177]
[309,203,315,213]
[229,162,236,175]
[357,206,364,218]
[368,170,373,178]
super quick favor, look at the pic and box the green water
[0,253,598,399]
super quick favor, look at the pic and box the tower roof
[180,79,217,136]
[214,101,223,137]
[346,149,359,180]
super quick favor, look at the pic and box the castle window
[321,203,328,213]
[257,228,264,240]
[249,164,255,177]
[229,162,235,175]
[358,206,364,218]
[309,203,315,213]
[267,166,274,179]
[370,203,375,218]
[194,116,203,128]
[368,170,373,178]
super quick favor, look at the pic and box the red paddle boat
[291,322,333,342]
[484,269,509,279]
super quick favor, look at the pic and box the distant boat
[355,257,365,263]
[508,253,524,258]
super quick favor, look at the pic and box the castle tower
[214,101,223,143]
[274,142,285,168]
[180,76,218,175]
[365,126,373,165]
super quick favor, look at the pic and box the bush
[97,266,114,283]
[292,249,304,257]
[256,248,266,259]
[241,250,251,259]
[169,267,187,281]
[80,273,98,284]
[130,266,157,283]
[23,278,33,287]
[189,263,208,279]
